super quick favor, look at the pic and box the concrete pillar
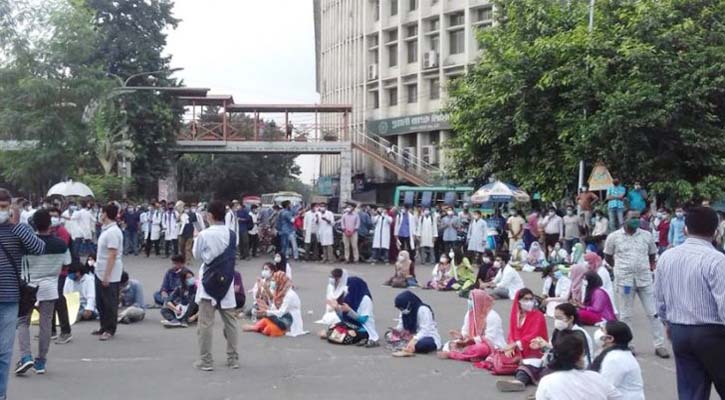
[339,147,353,209]
[158,159,178,202]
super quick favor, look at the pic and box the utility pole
[578,0,595,191]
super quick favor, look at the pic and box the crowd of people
[0,183,723,400]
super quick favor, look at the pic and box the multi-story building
[314,0,494,187]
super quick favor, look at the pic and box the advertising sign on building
[367,112,450,137]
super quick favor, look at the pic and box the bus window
[403,191,415,207]
[421,191,433,208]
[444,191,456,207]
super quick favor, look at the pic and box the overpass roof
[178,94,234,105]
[226,104,351,113]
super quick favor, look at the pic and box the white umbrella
[47,180,95,198]
[470,180,530,204]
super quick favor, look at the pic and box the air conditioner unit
[367,64,378,80]
[422,145,438,164]
[423,50,439,68]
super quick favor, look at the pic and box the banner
[367,112,450,137]
[588,163,613,191]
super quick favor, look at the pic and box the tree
[446,0,725,202]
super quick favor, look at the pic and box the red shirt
[658,219,670,247]
[51,225,72,275]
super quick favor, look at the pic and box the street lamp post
[578,0,595,191]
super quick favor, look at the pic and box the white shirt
[193,224,236,309]
[95,222,124,283]
[354,295,379,342]
[266,288,306,337]
[20,208,35,225]
[61,209,81,238]
[396,306,442,349]
[460,309,507,349]
[63,273,96,312]
[542,276,572,301]
[592,217,609,236]
[73,208,95,240]
[536,370,623,400]
[493,264,525,299]
[600,350,645,400]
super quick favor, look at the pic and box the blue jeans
[414,336,438,353]
[0,302,19,399]
[670,324,725,400]
[124,229,139,255]
[608,208,624,231]
[372,248,388,263]
[278,232,290,258]
[288,232,299,259]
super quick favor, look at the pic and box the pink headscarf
[569,263,589,303]
[584,252,602,273]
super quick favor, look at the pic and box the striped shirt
[0,223,46,302]
[25,235,70,301]
[655,238,725,325]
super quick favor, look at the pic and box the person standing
[668,207,686,248]
[146,203,163,257]
[122,204,140,256]
[237,205,252,260]
[654,209,670,253]
[249,205,260,257]
[357,205,373,262]
[655,206,725,400]
[162,204,179,257]
[604,209,669,358]
[302,204,319,261]
[93,203,124,341]
[415,208,437,265]
[48,208,75,344]
[371,208,392,264]
[276,201,295,259]
[576,186,599,229]
[562,206,582,253]
[541,207,564,250]
[439,208,459,255]
[225,201,240,251]
[506,210,526,251]
[341,206,360,263]
[606,179,626,231]
[394,206,417,261]
[19,201,35,226]
[626,182,648,213]
[467,210,488,257]
[317,204,335,263]
[74,200,96,256]
[193,200,239,371]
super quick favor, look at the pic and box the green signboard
[367,112,450,137]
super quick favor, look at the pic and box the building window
[373,0,380,21]
[449,12,464,27]
[406,24,418,38]
[371,91,379,109]
[429,78,440,100]
[430,34,439,52]
[475,7,493,22]
[409,0,417,11]
[407,84,418,103]
[386,29,398,43]
[429,130,440,144]
[449,29,464,54]
[407,41,417,63]
[428,18,440,32]
[388,87,398,106]
[390,0,398,16]
[388,44,398,66]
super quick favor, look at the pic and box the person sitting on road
[233,270,245,314]
[118,272,146,324]
[315,268,349,325]
[483,253,525,300]
[426,253,457,290]
[451,250,477,297]
[525,242,547,271]
[438,289,506,363]
[322,276,379,347]
[384,250,415,288]
[499,288,549,364]
[63,258,97,321]
[535,335,621,400]
[154,254,190,306]
[509,240,529,271]
[548,243,569,266]
[161,269,199,328]
[590,321,644,400]
[249,262,274,319]
[574,271,617,326]
[473,250,497,289]
[272,252,292,279]
[387,291,441,357]
[242,271,306,337]
[540,264,572,317]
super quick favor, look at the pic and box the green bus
[392,185,493,212]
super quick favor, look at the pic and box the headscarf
[468,289,494,338]
[396,250,412,277]
[570,243,585,264]
[528,242,544,264]
[512,240,526,261]
[394,290,433,333]
[568,263,589,303]
[272,271,292,309]
[508,289,549,359]
[584,251,602,273]
[342,277,372,325]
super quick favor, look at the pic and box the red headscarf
[584,251,602,273]
[468,289,494,338]
[508,289,548,359]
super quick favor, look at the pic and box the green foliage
[77,173,124,201]
[446,0,725,203]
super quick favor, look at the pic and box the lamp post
[578,0,595,191]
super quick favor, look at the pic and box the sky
[164,0,320,183]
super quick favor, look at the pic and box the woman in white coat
[162,206,180,256]
[243,271,306,337]
[316,205,335,262]
[371,208,392,263]
[145,205,163,257]
[394,208,417,254]
[467,211,489,255]
[416,209,438,264]
[315,268,349,326]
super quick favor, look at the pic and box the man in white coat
[303,204,319,261]
[193,200,238,371]
[467,210,489,256]
[316,204,335,263]
[394,207,417,262]
[371,208,393,264]
[145,203,163,257]
[162,205,180,257]
[225,201,240,245]
[416,208,438,264]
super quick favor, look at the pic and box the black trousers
[670,323,725,400]
[52,274,71,335]
[95,276,120,335]
[544,233,560,250]
[146,238,160,256]
[399,237,416,261]
[239,232,250,259]
[164,239,178,257]
[249,234,259,257]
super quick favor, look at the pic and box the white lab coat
[63,273,96,312]
[149,210,163,241]
[73,208,95,240]
[225,209,239,242]
[395,305,441,349]
[599,349,645,400]
[467,218,489,253]
[140,212,150,237]
[267,288,307,337]
[61,209,81,239]
[303,210,318,243]
[394,211,417,249]
[316,271,349,325]
[372,214,392,249]
[354,295,379,342]
[444,308,507,351]
[493,264,525,300]
[416,215,438,247]
[317,210,335,246]
[162,210,180,240]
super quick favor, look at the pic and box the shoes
[162,320,188,328]
[55,333,73,344]
[99,332,113,341]
[496,379,526,392]
[33,359,46,374]
[91,329,104,336]
[392,351,415,358]
[15,355,34,375]
[227,359,240,369]
[118,317,130,324]
[655,347,671,359]
[193,360,214,371]
[355,338,368,347]
[364,340,380,348]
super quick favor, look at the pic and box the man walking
[93,203,124,341]
[340,205,360,263]
[655,206,725,400]
[193,200,238,371]
[276,201,295,259]
[668,207,687,248]
[0,189,45,398]
[237,204,252,260]
[604,209,669,358]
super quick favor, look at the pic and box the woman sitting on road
[438,289,506,363]
[386,291,441,357]
[525,242,547,271]
[500,288,548,360]
[426,253,457,290]
[242,271,306,337]
[575,271,617,326]
[248,263,274,319]
[509,240,529,271]
[272,252,292,279]
[451,250,477,297]
[316,268,349,325]
[591,321,644,400]
[384,250,416,288]
[585,251,617,315]
[322,277,379,348]
[473,250,497,290]
[161,270,198,327]
[540,264,572,317]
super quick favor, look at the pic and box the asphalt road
[9,254,689,400]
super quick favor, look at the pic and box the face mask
[186,277,195,286]
[127,208,133,213]
[554,244,561,250]
[69,205,77,211]
[261,269,271,279]
[519,300,534,312]
[191,208,197,213]
[467,299,474,310]
[423,210,430,216]
[88,260,95,267]
[554,319,569,331]
[320,208,326,212]
[553,270,563,280]
[345,208,352,213]
[184,208,190,214]
[269,281,277,291]
[566,210,574,215]
[492,261,501,269]
[447,211,453,216]
[676,212,684,218]
[593,329,610,346]
[274,256,282,263]
[656,212,663,219]
[549,211,555,217]
[51,217,62,227]
[627,219,640,230]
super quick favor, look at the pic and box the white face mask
[554,319,569,331]
[676,212,684,218]
[492,261,501,269]
[397,255,405,262]
[328,277,336,286]
[400,307,411,315]
[439,257,448,264]
[51,217,62,227]
[261,269,271,279]
[482,257,491,263]
[447,211,453,216]
[0,211,9,224]
[549,211,556,217]
[274,256,282,263]
[519,300,534,312]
